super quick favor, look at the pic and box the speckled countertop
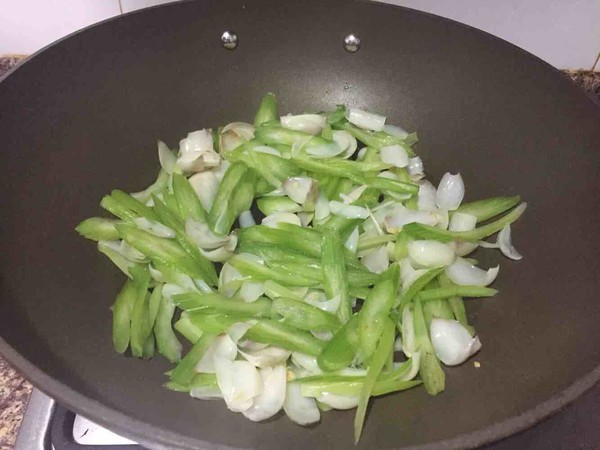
[0,55,599,450]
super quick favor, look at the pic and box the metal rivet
[221,31,238,50]
[343,34,361,53]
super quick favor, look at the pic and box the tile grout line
[118,0,124,15]
[592,51,600,72]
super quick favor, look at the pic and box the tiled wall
[1,0,599,70]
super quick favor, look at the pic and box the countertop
[0,56,599,449]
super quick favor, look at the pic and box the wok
[1,0,600,448]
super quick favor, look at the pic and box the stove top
[14,384,600,449]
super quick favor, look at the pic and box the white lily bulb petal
[408,240,456,268]
[430,318,482,366]
[200,246,235,263]
[417,181,438,212]
[195,334,238,373]
[132,217,176,238]
[380,144,409,168]
[304,294,340,314]
[227,322,255,344]
[449,212,477,231]
[291,134,313,157]
[318,393,359,410]
[243,365,287,422]
[280,114,326,135]
[283,177,316,204]
[340,185,368,205]
[188,171,219,212]
[332,130,358,159]
[240,281,265,303]
[311,330,333,341]
[185,219,230,249]
[361,246,390,274]
[498,225,523,260]
[305,143,345,158]
[383,124,409,139]
[239,210,256,228]
[116,240,147,262]
[291,352,322,375]
[298,212,314,227]
[347,108,386,131]
[222,122,255,139]
[384,205,439,232]
[407,156,425,179]
[378,170,400,181]
[177,129,221,172]
[436,172,465,211]
[394,336,403,352]
[435,209,450,230]
[238,340,269,351]
[314,193,331,221]
[157,140,177,174]
[161,284,189,302]
[397,351,422,382]
[478,240,500,249]
[344,227,359,254]
[215,358,262,412]
[262,212,302,228]
[240,346,292,368]
[401,306,416,358]
[446,257,499,286]
[283,381,320,426]
[399,258,428,290]
[356,147,368,160]
[329,201,369,219]
[190,386,223,400]
[252,145,282,157]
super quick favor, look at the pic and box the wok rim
[1,1,599,448]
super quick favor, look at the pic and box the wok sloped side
[1,0,600,448]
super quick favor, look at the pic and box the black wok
[1,0,600,448]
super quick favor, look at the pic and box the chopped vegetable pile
[76,93,526,442]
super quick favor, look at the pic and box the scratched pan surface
[1,0,599,448]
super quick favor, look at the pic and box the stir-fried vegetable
[76,93,526,442]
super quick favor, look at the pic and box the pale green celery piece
[256,197,302,215]
[187,312,249,335]
[357,265,399,362]
[417,286,498,302]
[292,156,389,184]
[238,225,322,258]
[393,167,412,184]
[174,312,203,343]
[413,299,445,395]
[321,123,333,140]
[164,373,218,392]
[100,195,137,221]
[254,125,332,148]
[76,217,120,241]
[229,254,319,287]
[326,105,347,126]
[97,241,140,278]
[452,195,521,223]
[349,285,370,300]
[404,195,419,211]
[239,242,320,268]
[396,267,445,309]
[393,231,410,260]
[422,279,454,324]
[365,176,419,195]
[268,260,379,288]
[142,334,155,359]
[232,169,257,218]
[172,173,208,223]
[339,123,416,157]
[173,292,272,317]
[357,234,395,252]
[154,291,183,363]
[403,203,527,242]
[111,189,159,221]
[263,280,305,300]
[359,147,380,163]
[132,169,170,204]
[162,189,182,218]
[403,132,419,146]
[354,317,395,443]
[317,315,359,372]
[333,178,354,198]
[112,279,138,353]
[208,163,248,235]
[148,284,163,328]
[243,319,326,356]
[438,272,473,335]
[254,92,278,126]
[271,297,341,332]
[129,266,152,358]
[151,196,218,286]
[170,333,216,385]
[299,377,421,398]
[321,227,352,323]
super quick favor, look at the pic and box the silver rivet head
[221,31,238,50]
[343,34,361,53]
